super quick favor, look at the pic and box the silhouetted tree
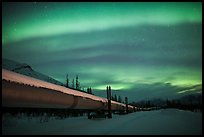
[87,87,92,94]
[147,100,150,107]
[66,74,69,88]
[114,94,117,102]
[76,75,79,90]
[89,87,92,94]
[118,95,122,103]
[72,79,75,89]
[78,81,80,90]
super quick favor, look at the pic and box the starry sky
[2,2,202,102]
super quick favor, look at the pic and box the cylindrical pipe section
[2,69,135,112]
[2,80,102,110]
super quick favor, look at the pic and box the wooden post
[107,86,112,118]
[125,97,128,114]
[87,110,91,119]
[134,106,136,112]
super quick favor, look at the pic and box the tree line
[130,94,202,112]
[66,74,93,95]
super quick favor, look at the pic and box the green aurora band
[2,2,202,101]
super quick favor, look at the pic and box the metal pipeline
[2,69,135,112]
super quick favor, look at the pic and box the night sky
[2,2,202,102]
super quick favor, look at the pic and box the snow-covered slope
[2,109,202,135]
[2,58,63,86]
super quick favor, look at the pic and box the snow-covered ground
[2,109,202,135]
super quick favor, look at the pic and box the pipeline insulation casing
[2,69,135,111]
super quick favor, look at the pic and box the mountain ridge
[2,58,64,86]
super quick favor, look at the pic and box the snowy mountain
[2,58,64,86]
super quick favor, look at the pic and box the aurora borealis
[2,2,202,102]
